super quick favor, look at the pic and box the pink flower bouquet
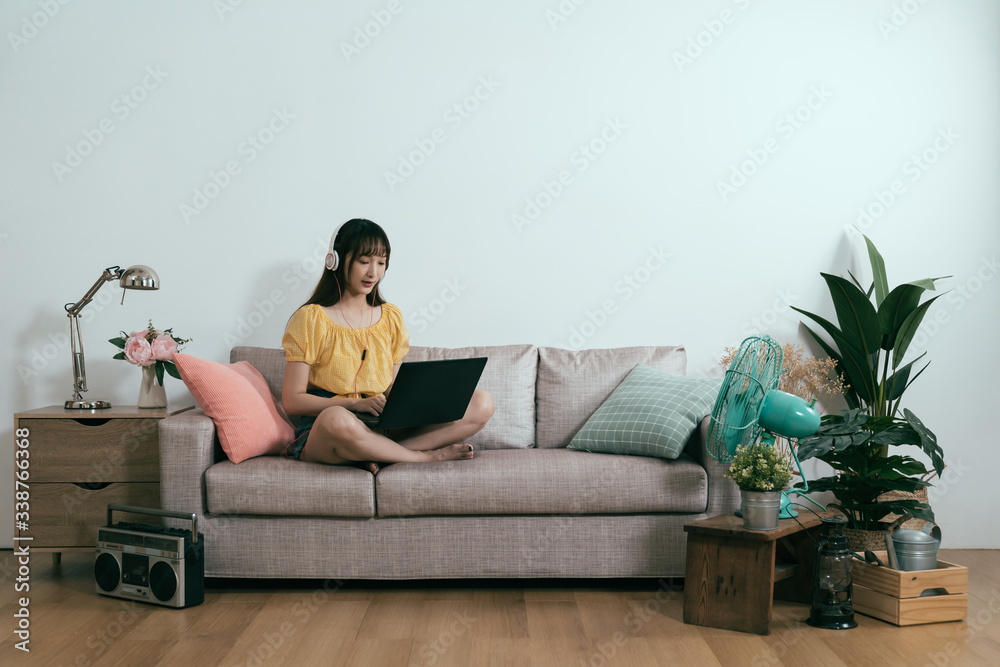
[110,320,191,385]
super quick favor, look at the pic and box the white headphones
[325,223,344,271]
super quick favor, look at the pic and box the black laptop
[352,357,488,430]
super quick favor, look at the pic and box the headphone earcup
[325,250,339,271]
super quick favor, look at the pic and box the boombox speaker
[94,504,204,608]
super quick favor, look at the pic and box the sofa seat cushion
[375,449,708,517]
[404,344,537,449]
[205,458,375,518]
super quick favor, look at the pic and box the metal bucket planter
[741,490,781,530]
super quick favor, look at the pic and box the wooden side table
[683,512,829,635]
[14,404,192,560]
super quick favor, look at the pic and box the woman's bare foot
[425,444,474,461]
[348,460,380,474]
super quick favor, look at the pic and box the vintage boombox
[94,504,204,608]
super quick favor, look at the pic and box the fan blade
[723,391,757,456]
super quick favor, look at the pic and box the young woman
[281,219,494,470]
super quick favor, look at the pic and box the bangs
[337,218,391,266]
[356,237,388,258]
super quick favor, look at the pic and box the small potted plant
[725,443,794,530]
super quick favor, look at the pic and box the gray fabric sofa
[158,344,739,579]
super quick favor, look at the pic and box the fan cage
[706,335,784,461]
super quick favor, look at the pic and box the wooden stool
[683,512,829,635]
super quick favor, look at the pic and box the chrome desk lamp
[64,265,159,409]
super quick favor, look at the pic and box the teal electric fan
[706,335,825,519]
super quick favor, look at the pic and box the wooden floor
[1,549,998,666]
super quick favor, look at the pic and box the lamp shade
[119,265,159,290]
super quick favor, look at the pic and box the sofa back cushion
[535,345,687,448]
[231,344,538,450]
[231,346,287,401]
[404,344,537,449]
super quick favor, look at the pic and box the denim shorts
[283,387,335,460]
[283,387,387,460]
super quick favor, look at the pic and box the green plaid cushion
[568,364,722,460]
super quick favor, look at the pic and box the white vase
[138,365,167,408]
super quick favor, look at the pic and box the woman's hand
[354,394,386,416]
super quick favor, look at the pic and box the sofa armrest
[159,409,217,518]
[684,415,740,516]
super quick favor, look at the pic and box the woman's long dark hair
[303,219,391,308]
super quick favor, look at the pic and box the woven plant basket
[843,516,908,552]
[877,488,931,531]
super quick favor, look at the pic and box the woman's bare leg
[393,390,495,452]
[301,406,473,466]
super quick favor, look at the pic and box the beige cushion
[230,346,287,400]
[404,344,537,449]
[375,449,707,517]
[205,457,375,518]
[535,346,687,448]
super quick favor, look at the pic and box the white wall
[2,1,998,548]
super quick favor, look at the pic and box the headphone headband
[325,223,344,271]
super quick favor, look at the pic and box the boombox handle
[106,504,199,544]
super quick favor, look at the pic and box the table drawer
[20,482,161,548]
[20,418,159,482]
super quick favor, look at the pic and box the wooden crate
[852,551,968,626]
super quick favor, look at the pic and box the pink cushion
[174,353,294,463]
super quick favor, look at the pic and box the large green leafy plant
[791,234,946,530]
